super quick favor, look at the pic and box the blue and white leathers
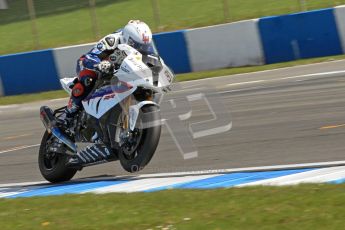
[61,44,174,127]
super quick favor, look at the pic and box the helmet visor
[127,37,158,56]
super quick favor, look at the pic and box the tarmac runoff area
[1,60,345,196]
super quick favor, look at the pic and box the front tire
[38,131,77,183]
[118,105,161,172]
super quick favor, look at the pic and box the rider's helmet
[121,20,157,55]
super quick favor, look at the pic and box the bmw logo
[97,42,103,50]
[109,54,116,62]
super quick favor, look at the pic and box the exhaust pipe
[40,106,77,153]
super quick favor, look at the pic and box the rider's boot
[58,99,80,129]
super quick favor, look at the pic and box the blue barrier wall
[153,30,191,74]
[0,50,60,96]
[1,7,345,96]
[259,8,343,64]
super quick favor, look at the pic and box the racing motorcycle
[39,44,174,183]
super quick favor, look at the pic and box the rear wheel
[38,131,77,183]
[118,106,161,172]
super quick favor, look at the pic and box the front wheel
[38,131,77,183]
[118,105,161,172]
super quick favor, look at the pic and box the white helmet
[122,20,157,55]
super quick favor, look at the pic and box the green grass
[0,90,68,105]
[1,0,345,54]
[176,54,345,81]
[1,184,345,230]
[1,53,344,106]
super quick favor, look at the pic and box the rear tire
[38,131,77,183]
[118,105,161,172]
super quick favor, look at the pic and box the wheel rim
[117,112,144,160]
[122,128,143,160]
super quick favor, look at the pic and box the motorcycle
[39,44,174,183]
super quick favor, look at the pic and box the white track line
[50,98,68,102]
[225,70,345,87]
[0,192,22,198]
[133,161,345,178]
[187,61,345,83]
[0,105,19,109]
[0,144,40,154]
[2,161,345,189]
[237,166,345,186]
[0,181,47,188]
[89,174,216,193]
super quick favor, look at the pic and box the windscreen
[127,37,159,56]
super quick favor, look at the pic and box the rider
[62,20,155,125]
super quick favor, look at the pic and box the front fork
[121,96,132,131]
[118,94,159,144]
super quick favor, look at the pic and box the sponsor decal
[142,33,150,44]
[103,93,116,100]
[97,42,104,50]
[121,65,130,73]
[109,54,117,62]
[164,70,173,83]
[105,36,116,47]
[128,57,144,70]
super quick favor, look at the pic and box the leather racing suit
[65,31,126,117]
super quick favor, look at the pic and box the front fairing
[82,44,175,119]
[82,81,136,119]
[116,44,174,90]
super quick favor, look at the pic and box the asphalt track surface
[1,60,345,184]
